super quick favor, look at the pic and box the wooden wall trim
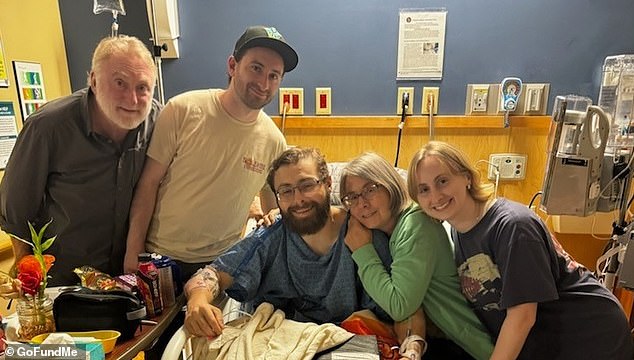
[271,115,550,130]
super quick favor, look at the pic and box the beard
[282,192,331,235]
[95,92,151,131]
[108,106,151,130]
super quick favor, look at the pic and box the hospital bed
[161,297,243,360]
[160,162,451,359]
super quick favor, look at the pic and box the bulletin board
[12,61,47,122]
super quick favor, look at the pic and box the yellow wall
[277,116,547,205]
[275,115,611,273]
[0,0,70,316]
[0,0,71,127]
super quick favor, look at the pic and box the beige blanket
[190,302,354,360]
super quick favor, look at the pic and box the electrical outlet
[422,87,439,115]
[315,87,332,115]
[397,87,414,115]
[523,83,550,114]
[465,84,489,115]
[279,88,304,115]
[487,153,527,180]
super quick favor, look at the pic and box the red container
[136,253,163,317]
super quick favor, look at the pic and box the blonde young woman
[340,152,494,360]
[408,141,633,360]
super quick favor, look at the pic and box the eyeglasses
[275,178,324,202]
[341,183,380,208]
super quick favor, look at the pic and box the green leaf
[25,219,54,252]
[28,222,39,248]
[40,236,56,252]
[36,220,53,247]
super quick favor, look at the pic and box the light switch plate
[523,83,550,114]
[315,87,332,115]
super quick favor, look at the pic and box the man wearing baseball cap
[125,26,298,284]
[233,26,298,72]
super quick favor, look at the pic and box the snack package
[114,273,138,293]
[73,266,117,290]
[340,310,400,360]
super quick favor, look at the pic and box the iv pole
[603,152,634,290]
[147,0,167,105]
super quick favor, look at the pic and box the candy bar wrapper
[115,274,138,292]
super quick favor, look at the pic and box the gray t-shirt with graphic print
[453,198,631,359]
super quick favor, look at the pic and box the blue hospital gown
[213,216,392,324]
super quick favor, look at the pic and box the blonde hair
[340,152,410,218]
[407,141,494,204]
[86,35,156,86]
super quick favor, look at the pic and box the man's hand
[344,216,372,252]
[123,250,140,274]
[185,290,225,338]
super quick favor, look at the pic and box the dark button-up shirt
[0,88,161,285]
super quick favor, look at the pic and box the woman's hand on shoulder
[345,216,372,252]
[257,208,280,228]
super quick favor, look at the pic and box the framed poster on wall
[0,101,18,169]
[396,8,447,80]
[12,61,47,122]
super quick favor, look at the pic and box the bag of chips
[73,266,117,290]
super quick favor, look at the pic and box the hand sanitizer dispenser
[500,77,522,127]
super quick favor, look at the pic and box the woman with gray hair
[340,152,493,360]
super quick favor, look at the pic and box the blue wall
[59,0,634,115]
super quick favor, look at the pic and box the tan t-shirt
[145,89,286,263]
